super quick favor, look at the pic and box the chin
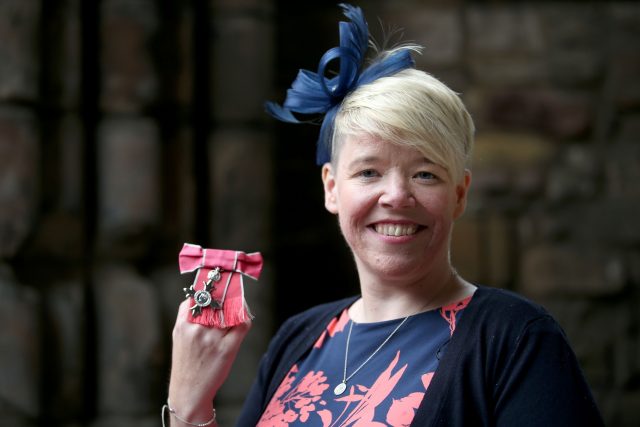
[364,254,427,280]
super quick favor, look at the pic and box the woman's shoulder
[453,286,572,362]
[271,296,358,342]
[465,285,557,331]
[282,296,358,327]
[473,285,549,314]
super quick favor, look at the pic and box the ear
[321,163,338,214]
[453,169,471,220]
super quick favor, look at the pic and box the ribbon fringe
[188,298,253,328]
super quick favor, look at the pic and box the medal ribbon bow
[178,243,263,328]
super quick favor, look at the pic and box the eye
[414,171,436,181]
[358,169,379,179]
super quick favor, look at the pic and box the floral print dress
[257,296,472,427]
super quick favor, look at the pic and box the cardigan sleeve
[493,315,604,427]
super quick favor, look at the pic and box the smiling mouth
[373,223,420,237]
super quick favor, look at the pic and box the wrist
[167,386,216,418]
[162,399,216,427]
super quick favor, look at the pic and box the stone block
[0,0,39,101]
[546,145,598,202]
[211,13,273,122]
[160,128,196,244]
[59,114,83,213]
[471,131,556,196]
[467,6,544,54]
[466,6,546,85]
[539,5,604,85]
[520,245,625,298]
[610,391,640,427]
[578,198,640,247]
[628,251,640,287]
[381,8,463,68]
[59,0,81,108]
[209,129,272,249]
[606,141,640,197]
[100,0,159,113]
[213,0,274,15]
[93,263,164,416]
[470,57,547,87]
[616,112,640,143]
[170,5,193,109]
[43,279,85,420]
[484,214,512,287]
[0,107,39,258]
[26,116,84,261]
[608,53,640,111]
[97,117,160,256]
[607,3,640,111]
[43,0,81,109]
[608,3,640,55]
[451,215,481,282]
[451,213,512,287]
[485,90,592,139]
[0,264,40,419]
[150,265,183,331]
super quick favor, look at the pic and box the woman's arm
[493,316,604,427]
[167,299,251,426]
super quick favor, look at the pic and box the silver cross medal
[183,267,223,317]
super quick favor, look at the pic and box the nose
[378,175,415,208]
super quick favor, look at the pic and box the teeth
[374,223,418,236]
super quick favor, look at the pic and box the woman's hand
[167,299,251,424]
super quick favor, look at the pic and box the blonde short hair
[332,67,475,181]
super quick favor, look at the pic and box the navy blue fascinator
[265,3,416,165]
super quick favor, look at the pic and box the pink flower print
[421,372,434,390]
[333,351,407,427]
[314,330,328,349]
[386,392,424,427]
[317,409,333,426]
[314,309,350,348]
[440,295,472,336]
[258,367,330,427]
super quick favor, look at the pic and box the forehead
[339,134,432,165]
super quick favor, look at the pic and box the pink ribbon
[178,243,263,328]
[179,243,263,279]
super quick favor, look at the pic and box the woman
[167,5,603,426]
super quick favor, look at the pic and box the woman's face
[322,134,470,284]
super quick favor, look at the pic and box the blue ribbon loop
[265,3,416,165]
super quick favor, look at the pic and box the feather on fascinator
[265,3,416,165]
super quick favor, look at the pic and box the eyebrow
[346,155,435,169]
[346,155,379,168]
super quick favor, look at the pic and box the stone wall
[0,0,273,425]
[0,1,638,426]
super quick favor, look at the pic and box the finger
[176,298,192,318]
[220,319,252,343]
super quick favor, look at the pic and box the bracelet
[162,399,216,427]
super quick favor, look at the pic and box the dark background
[0,0,638,425]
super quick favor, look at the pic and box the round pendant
[333,382,347,396]
[194,289,212,307]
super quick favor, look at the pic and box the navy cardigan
[236,287,604,426]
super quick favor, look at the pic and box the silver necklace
[333,315,411,396]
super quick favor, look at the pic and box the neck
[350,263,475,323]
